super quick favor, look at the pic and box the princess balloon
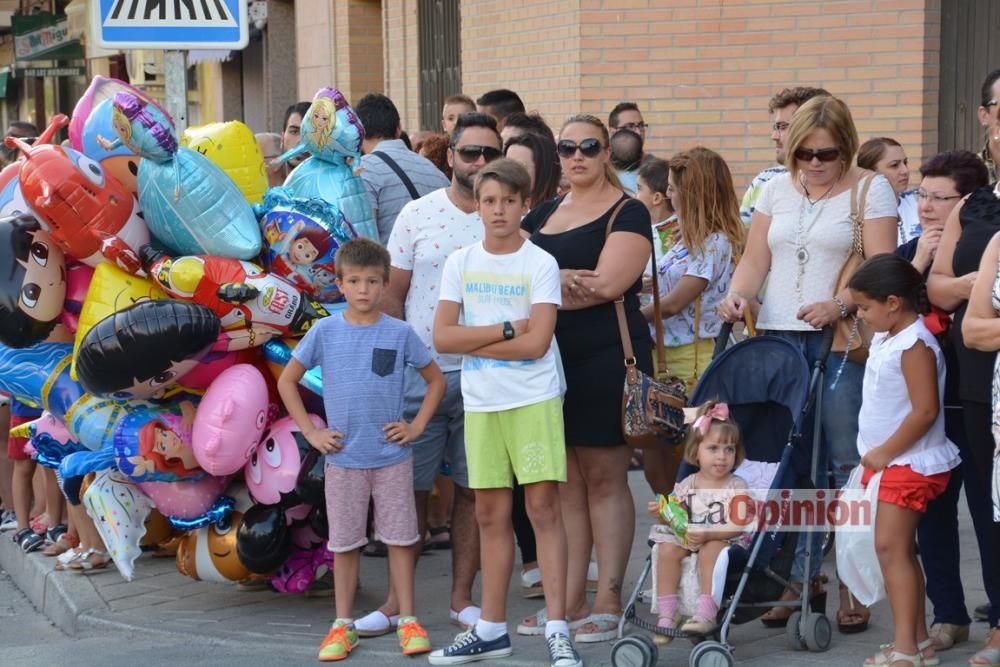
[274,87,377,241]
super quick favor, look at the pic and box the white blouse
[857,319,960,476]
[754,173,898,331]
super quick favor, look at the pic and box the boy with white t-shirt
[430,159,581,667]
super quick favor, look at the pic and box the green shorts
[464,396,567,489]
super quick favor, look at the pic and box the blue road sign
[91,0,249,50]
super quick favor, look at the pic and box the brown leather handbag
[831,173,876,363]
[605,200,688,449]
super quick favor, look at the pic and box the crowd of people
[3,72,1000,667]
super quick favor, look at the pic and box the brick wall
[295,0,335,99]
[460,0,583,129]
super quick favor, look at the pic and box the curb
[0,532,108,635]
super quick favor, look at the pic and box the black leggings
[512,482,537,564]
[961,400,1000,627]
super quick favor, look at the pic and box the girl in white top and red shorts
[848,253,961,667]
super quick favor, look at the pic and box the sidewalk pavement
[1,471,993,665]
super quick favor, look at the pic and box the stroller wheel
[803,612,832,652]
[688,640,734,667]
[785,611,804,650]
[610,634,658,667]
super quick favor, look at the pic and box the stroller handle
[712,321,836,367]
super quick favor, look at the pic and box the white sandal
[516,608,590,636]
[863,649,923,666]
[54,547,85,572]
[873,638,938,666]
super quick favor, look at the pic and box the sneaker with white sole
[547,632,583,667]
[0,510,16,532]
[428,628,512,665]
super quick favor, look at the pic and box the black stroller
[611,327,835,667]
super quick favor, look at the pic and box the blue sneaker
[427,628,512,665]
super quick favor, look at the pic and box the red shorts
[7,415,34,461]
[861,464,950,513]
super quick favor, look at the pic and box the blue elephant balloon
[257,188,357,302]
[106,92,261,260]
[276,88,377,242]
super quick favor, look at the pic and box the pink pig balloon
[138,473,229,520]
[192,364,269,476]
[245,414,325,505]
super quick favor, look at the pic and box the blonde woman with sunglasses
[517,114,653,644]
[718,95,898,633]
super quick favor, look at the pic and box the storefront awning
[11,12,84,61]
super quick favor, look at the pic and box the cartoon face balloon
[175,484,253,583]
[0,216,67,348]
[192,364,270,476]
[181,121,267,205]
[9,116,149,274]
[75,300,221,400]
[78,98,141,193]
[143,250,329,346]
[246,414,326,505]
[258,188,357,302]
[84,469,153,581]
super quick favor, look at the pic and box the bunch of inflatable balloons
[0,78,371,587]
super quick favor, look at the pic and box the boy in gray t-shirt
[278,238,445,661]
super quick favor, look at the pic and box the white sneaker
[0,511,16,532]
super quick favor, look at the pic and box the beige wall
[383,1,420,130]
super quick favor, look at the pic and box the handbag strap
[849,173,876,258]
[605,199,667,376]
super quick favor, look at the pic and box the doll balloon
[275,88,378,241]
[74,300,221,400]
[106,92,261,260]
[0,215,67,347]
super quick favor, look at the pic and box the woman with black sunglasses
[719,95,898,634]
[516,114,652,644]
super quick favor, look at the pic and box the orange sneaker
[397,617,431,655]
[318,620,359,661]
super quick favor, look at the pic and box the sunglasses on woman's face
[454,145,502,164]
[793,147,841,163]
[557,138,603,159]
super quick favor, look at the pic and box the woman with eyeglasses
[858,137,921,245]
[890,151,990,659]
[927,146,1000,666]
[719,95,898,633]
[516,114,652,644]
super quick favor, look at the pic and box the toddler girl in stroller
[648,400,750,643]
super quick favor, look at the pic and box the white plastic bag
[835,464,885,607]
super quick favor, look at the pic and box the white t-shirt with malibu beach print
[438,239,562,412]
[387,187,483,372]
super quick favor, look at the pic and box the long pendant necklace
[795,174,841,303]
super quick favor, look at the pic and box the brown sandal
[837,582,870,633]
[761,578,827,628]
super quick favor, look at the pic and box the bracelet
[832,296,848,320]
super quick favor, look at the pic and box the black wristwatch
[502,321,515,340]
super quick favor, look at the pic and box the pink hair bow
[693,403,730,436]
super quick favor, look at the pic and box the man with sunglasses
[739,87,830,225]
[357,93,451,245]
[356,112,503,638]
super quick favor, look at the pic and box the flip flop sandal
[516,609,591,636]
[14,528,44,553]
[574,613,622,643]
[355,610,401,637]
[968,647,1000,667]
